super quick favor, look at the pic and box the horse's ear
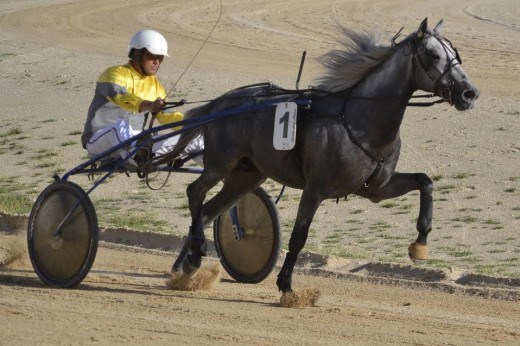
[416,18,428,39]
[433,19,444,35]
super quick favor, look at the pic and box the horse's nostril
[463,89,477,101]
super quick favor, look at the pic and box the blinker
[453,48,462,65]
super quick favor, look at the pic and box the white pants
[86,120,204,165]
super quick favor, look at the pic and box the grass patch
[0,53,17,58]
[380,233,406,240]
[177,202,189,210]
[487,249,506,254]
[451,216,478,223]
[28,148,62,170]
[452,172,473,179]
[437,184,455,194]
[323,233,343,244]
[0,126,23,138]
[0,188,32,214]
[369,220,392,230]
[427,259,452,269]
[450,250,474,258]
[483,219,502,229]
[0,177,33,214]
[432,174,443,181]
[60,140,76,147]
[381,201,399,209]
[94,198,121,212]
[474,265,497,275]
[328,248,367,260]
[34,160,58,169]
[103,213,169,231]
[33,148,58,159]
[39,119,57,123]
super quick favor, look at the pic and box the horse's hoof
[276,277,292,293]
[410,257,428,266]
[171,259,184,274]
[408,242,428,265]
[181,257,201,278]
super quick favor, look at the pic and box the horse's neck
[347,46,414,149]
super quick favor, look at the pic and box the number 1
[279,111,290,138]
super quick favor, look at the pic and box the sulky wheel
[213,186,281,283]
[27,180,99,288]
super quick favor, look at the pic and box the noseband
[412,34,462,103]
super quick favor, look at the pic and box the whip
[166,0,223,99]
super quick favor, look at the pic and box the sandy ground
[1,0,520,344]
[1,231,520,345]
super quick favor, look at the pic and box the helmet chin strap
[129,49,149,76]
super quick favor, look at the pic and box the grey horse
[170,18,479,294]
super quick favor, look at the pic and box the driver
[81,29,203,166]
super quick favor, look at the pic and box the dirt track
[1,231,519,345]
[2,216,520,345]
[1,0,520,345]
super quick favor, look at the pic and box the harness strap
[338,91,399,165]
[337,94,402,188]
[344,124,384,165]
[343,121,402,187]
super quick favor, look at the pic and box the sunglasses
[143,50,164,62]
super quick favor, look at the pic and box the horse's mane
[316,26,400,92]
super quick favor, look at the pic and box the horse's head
[411,18,479,110]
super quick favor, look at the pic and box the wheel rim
[32,189,92,283]
[217,192,276,277]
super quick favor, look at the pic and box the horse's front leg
[277,189,323,292]
[359,172,433,262]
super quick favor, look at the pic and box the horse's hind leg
[201,167,267,226]
[359,172,433,262]
[179,170,224,274]
[175,164,266,274]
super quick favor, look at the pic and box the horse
[169,18,479,294]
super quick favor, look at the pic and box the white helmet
[128,29,169,57]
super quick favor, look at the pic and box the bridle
[411,34,462,104]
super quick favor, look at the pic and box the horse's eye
[431,54,441,62]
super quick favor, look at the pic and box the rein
[154,30,454,188]
[162,86,445,111]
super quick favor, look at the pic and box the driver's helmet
[128,29,169,57]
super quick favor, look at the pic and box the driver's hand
[140,98,165,113]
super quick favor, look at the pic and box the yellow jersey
[82,63,182,147]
